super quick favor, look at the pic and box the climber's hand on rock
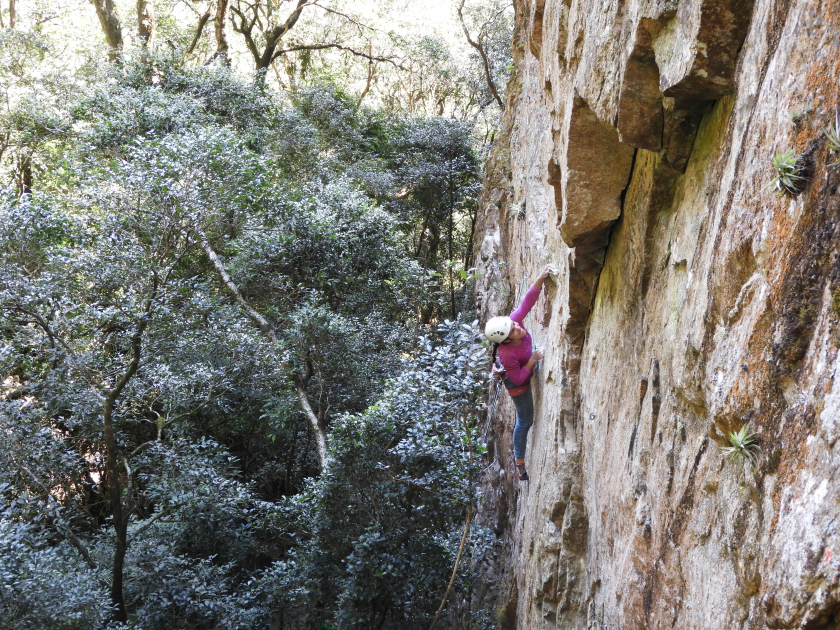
[539,264,558,281]
[534,265,558,290]
[532,348,545,361]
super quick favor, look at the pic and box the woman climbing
[485,264,557,481]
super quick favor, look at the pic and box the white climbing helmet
[485,316,512,343]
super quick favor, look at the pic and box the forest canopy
[0,0,512,628]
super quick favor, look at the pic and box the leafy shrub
[263,319,488,629]
[0,519,110,630]
[824,113,840,166]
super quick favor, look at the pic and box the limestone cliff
[471,0,840,628]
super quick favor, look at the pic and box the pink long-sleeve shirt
[498,285,540,387]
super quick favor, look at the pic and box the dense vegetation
[0,1,511,628]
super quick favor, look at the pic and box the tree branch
[127,504,179,544]
[121,455,133,511]
[306,3,374,35]
[257,0,307,69]
[196,227,277,342]
[20,464,99,572]
[428,506,473,630]
[194,224,327,469]
[185,8,212,55]
[271,42,401,68]
[295,378,327,465]
[457,0,503,110]
[229,4,261,63]
[0,304,65,369]
[105,270,157,401]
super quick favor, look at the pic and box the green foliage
[261,319,489,628]
[719,424,762,467]
[73,53,279,152]
[767,149,805,196]
[0,519,110,630]
[0,13,488,626]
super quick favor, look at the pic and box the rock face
[472,0,840,628]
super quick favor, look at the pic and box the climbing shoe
[514,462,529,481]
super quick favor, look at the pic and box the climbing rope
[482,378,503,444]
[514,274,528,305]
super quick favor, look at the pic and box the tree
[230,0,306,71]
[457,0,513,111]
[382,117,481,321]
[92,0,123,59]
[0,8,496,623]
[137,0,156,49]
[250,319,488,629]
[0,184,195,620]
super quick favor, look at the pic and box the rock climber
[484,264,557,482]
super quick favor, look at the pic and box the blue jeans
[511,387,534,460]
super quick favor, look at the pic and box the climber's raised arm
[510,264,557,324]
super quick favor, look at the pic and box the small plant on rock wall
[823,112,840,167]
[790,102,812,125]
[489,259,510,299]
[507,198,525,220]
[720,424,762,467]
[767,149,806,196]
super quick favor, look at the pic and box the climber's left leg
[511,387,534,465]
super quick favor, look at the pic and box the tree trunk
[100,277,155,622]
[356,45,375,107]
[17,156,31,195]
[420,223,441,324]
[215,0,229,62]
[92,0,124,60]
[464,205,477,272]
[103,399,128,622]
[285,418,300,494]
[428,507,473,630]
[8,0,15,28]
[136,0,155,48]
[448,167,456,319]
